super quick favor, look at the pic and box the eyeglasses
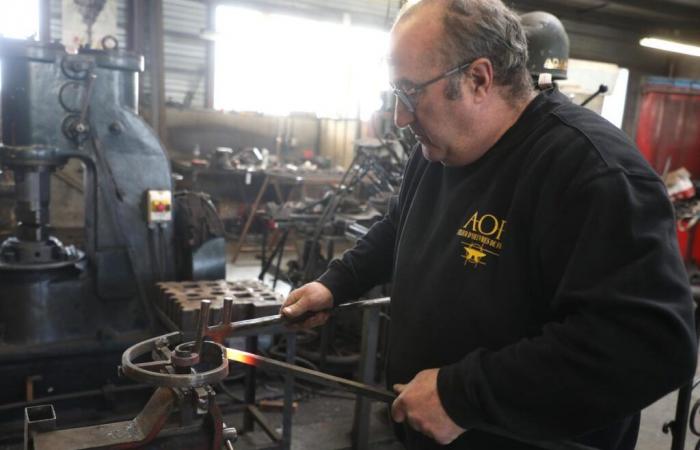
[391,60,475,114]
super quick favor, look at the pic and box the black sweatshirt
[318,89,697,450]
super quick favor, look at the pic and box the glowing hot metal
[225,347,396,403]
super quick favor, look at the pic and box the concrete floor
[229,249,700,450]
[228,386,401,450]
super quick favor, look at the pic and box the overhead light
[640,37,700,58]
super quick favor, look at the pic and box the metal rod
[670,300,700,450]
[580,84,608,107]
[242,336,258,432]
[282,332,296,449]
[273,229,288,289]
[226,347,394,403]
[228,297,390,333]
[222,297,233,324]
[670,379,692,450]
[352,304,381,449]
[232,174,270,263]
[194,299,211,355]
[247,405,281,442]
[79,73,97,125]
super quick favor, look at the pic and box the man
[281,0,697,448]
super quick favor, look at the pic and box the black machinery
[0,37,223,439]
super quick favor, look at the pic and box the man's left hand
[391,368,466,445]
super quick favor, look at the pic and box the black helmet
[521,11,569,80]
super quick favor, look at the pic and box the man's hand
[280,282,333,329]
[391,368,466,445]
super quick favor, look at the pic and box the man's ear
[466,58,493,102]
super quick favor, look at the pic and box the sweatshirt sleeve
[437,170,697,439]
[317,194,399,305]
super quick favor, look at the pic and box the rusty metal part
[26,386,228,450]
[194,299,211,356]
[120,332,228,388]
[170,343,200,368]
[25,375,42,402]
[155,279,283,332]
[28,387,176,450]
[205,391,224,450]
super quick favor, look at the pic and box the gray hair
[396,0,532,101]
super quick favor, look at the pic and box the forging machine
[0,37,174,405]
[0,37,224,440]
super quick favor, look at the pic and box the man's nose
[394,98,414,129]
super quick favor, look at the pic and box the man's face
[389,13,479,166]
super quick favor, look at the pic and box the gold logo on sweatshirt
[456,211,507,268]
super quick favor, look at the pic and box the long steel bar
[226,347,394,403]
[226,297,390,333]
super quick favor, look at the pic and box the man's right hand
[280,282,334,329]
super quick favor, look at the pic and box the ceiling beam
[606,0,700,19]
[508,0,649,32]
[507,0,700,32]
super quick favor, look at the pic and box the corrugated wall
[48,0,210,109]
[163,0,208,108]
[221,0,400,28]
[163,0,399,110]
[160,0,399,109]
[319,119,361,168]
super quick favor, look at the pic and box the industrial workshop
[1,0,700,449]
